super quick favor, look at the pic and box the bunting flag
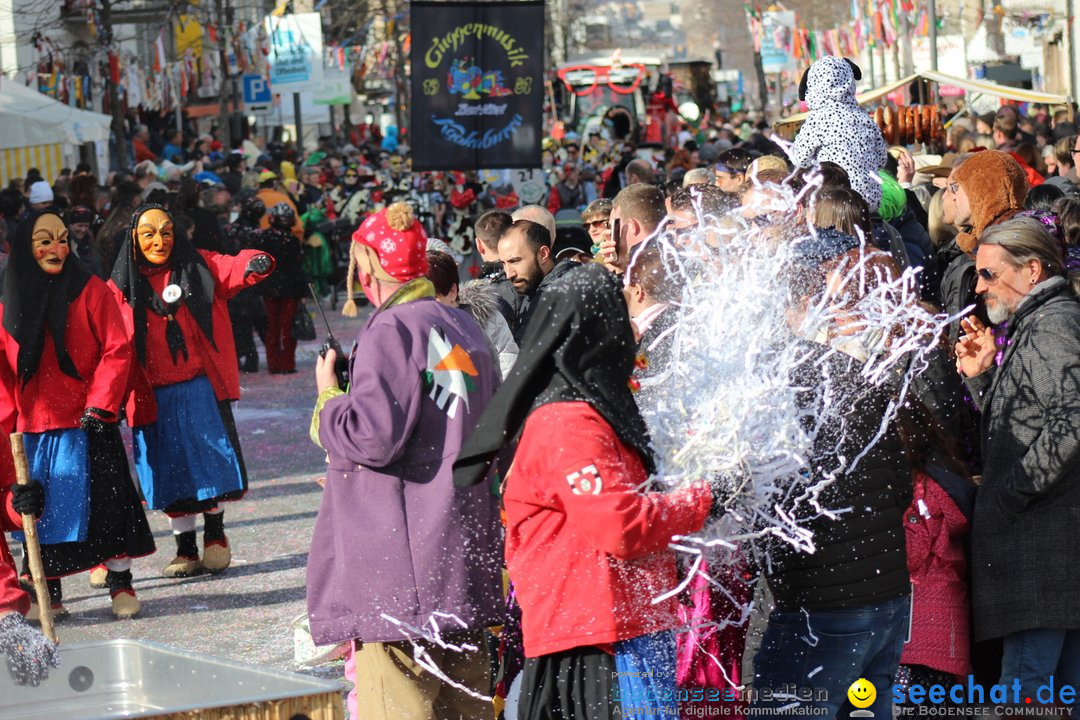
[154,30,166,73]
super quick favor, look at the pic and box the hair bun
[386,202,414,232]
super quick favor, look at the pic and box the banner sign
[265,13,324,92]
[410,1,543,170]
[760,11,797,74]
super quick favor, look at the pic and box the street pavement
[19,304,372,689]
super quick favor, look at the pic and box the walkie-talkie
[308,283,350,391]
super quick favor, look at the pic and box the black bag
[292,300,317,341]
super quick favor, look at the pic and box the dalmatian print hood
[803,56,858,111]
[789,55,887,211]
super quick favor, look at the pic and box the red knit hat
[343,203,429,316]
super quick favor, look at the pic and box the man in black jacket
[956,217,1080,705]
[752,233,912,718]
[498,219,578,343]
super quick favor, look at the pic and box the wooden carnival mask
[134,208,175,265]
[31,213,70,275]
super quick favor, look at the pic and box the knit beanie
[28,181,53,205]
[954,150,1028,253]
[342,202,428,316]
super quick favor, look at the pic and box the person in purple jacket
[308,202,503,720]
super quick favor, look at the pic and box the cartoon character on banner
[446,174,477,256]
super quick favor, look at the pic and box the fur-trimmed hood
[458,279,501,327]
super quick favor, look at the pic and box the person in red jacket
[895,402,975,692]
[454,263,716,719]
[110,204,273,579]
[0,475,59,685]
[0,210,155,620]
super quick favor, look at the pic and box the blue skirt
[614,630,680,718]
[11,429,90,545]
[133,375,244,511]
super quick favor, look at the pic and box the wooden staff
[10,433,56,643]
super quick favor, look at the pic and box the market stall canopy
[0,77,113,149]
[775,70,1072,127]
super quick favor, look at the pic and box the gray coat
[965,277,1080,641]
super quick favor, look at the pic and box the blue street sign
[242,75,272,105]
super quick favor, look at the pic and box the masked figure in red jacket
[110,204,273,579]
[0,210,155,620]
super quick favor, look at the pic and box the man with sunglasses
[955,217,1080,709]
[581,198,612,250]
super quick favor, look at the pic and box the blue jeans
[1000,629,1080,709]
[751,595,910,717]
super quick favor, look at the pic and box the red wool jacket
[0,276,132,434]
[900,470,971,677]
[504,401,713,658]
[109,250,271,426]
[0,472,30,616]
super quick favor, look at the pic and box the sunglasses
[345,173,358,179]
[1072,148,1080,156]
[976,267,1002,282]
[586,219,609,230]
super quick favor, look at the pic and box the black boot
[202,511,231,573]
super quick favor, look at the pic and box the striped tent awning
[0,144,64,188]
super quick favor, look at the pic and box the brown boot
[162,555,203,578]
[89,564,108,589]
[202,539,232,574]
[111,589,140,619]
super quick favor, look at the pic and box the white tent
[775,70,1072,130]
[0,77,113,185]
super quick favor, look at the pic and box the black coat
[511,259,579,343]
[247,227,307,298]
[763,342,912,612]
[965,278,1080,641]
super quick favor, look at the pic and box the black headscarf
[1,209,91,386]
[453,262,654,487]
[110,203,217,365]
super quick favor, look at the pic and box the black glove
[244,253,273,278]
[0,611,59,686]
[79,407,116,434]
[10,481,44,518]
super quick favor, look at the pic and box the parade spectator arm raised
[599,184,666,273]
[954,219,1080,691]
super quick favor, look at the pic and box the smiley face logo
[848,678,876,709]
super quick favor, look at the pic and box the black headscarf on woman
[2,209,92,386]
[454,262,654,487]
[110,203,217,365]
